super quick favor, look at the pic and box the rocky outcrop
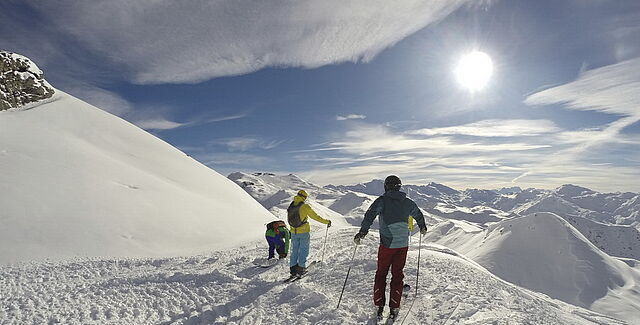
[0,51,54,111]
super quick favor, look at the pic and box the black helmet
[384,175,402,192]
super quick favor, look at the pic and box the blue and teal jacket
[359,190,426,248]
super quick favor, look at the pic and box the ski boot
[376,306,384,321]
[389,308,400,321]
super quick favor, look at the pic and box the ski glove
[354,232,366,245]
[420,226,428,236]
[327,220,332,228]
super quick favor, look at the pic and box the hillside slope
[0,91,274,264]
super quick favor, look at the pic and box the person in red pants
[354,175,427,320]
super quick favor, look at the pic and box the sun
[455,51,493,92]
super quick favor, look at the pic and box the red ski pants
[373,245,408,308]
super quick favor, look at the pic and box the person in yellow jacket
[287,190,331,276]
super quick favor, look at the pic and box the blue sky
[2,0,639,191]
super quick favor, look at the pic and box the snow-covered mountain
[228,172,377,228]
[0,54,274,265]
[337,179,640,260]
[0,229,630,324]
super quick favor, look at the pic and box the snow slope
[0,228,628,325]
[427,212,640,322]
[0,91,274,264]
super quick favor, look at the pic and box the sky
[1,0,639,192]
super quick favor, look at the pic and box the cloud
[516,57,640,185]
[293,122,555,187]
[61,83,248,131]
[133,111,248,131]
[63,84,133,116]
[21,0,470,84]
[133,118,184,131]
[525,58,640,150]
[337,114,367,121]
[409,119,560,137]
[525,58,640,118]
[312,124,550,156]
[215,137,285,152]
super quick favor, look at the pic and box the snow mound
[0,91,274,264]
[459,212,640,321]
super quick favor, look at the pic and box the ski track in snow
[0,229,629,325]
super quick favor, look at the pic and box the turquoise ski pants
[290,232,310,268]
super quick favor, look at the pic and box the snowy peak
[228,172,329,207]
[556,184,595,197]
[0,51,54,110]
[325,179,385,196]
[496,186,522,194]
[422,181,459,196]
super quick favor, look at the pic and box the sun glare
[455,51,493,92]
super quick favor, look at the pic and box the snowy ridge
[0,91,274,264]
[0,229,627,325]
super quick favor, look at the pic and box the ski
[282,274,298,283]
[256,259,282,268]
[282,260,318,283]
[253,257,281,268]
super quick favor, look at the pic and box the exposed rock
[0,51,54,111]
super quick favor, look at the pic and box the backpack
[287,201,307,228]
[266,220,287,233]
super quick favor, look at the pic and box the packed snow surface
[1,228,628,325]
[0,91,274,264]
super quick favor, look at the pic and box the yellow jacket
[289,196,330,234]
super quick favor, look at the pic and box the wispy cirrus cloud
[15,0,470,84]
[308,124,550,156]
[525,58,640,118]
[215,137,285,152]
[337,114,367,121]
[132,111,248,131]
[517,57,640,185]
[296,121,559,188]
[65,83,248,131]
[408,119,560,137]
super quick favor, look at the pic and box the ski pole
[321,226,329,263]
[415,233,422,297]
[337,244,358,309]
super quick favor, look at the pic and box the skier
[354,175,427,320]
[265,220,290,260]
[287,190,331,277]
